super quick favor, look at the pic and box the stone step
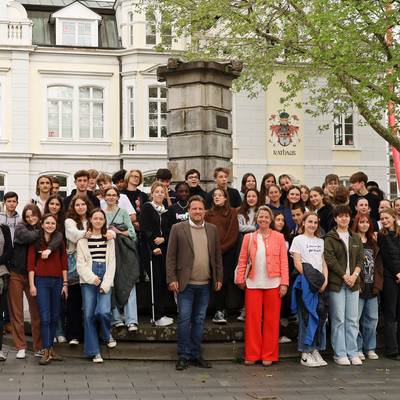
[3,335,300,361]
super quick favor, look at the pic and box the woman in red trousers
[236,205,289,366]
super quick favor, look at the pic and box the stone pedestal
[157,59,242,190]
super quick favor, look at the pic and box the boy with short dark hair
[112,169,127,191]
[0,191,21,242]
[349,171,380,221]
[63,170,100,210]
[185,169,207,200]
[290,202,306,236]
[156,168,176,207]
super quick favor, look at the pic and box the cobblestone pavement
[0,345,399,400]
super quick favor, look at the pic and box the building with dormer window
[0,0,394,205]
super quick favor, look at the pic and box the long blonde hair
[380,208,400,237]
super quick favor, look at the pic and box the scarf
[151,201,167,215]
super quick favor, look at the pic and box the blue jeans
[35,276,63,349]
[358,296,379,352]
[112,285,138,326]
[81,262,112,357]
[177,284,210,360]
[329,285,359,359]
[297,304,327,353]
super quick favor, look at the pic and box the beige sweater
[76,237,116,294]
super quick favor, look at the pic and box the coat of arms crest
[269,112,300,147]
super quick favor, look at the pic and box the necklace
[177,200,189,209]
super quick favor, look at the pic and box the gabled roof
[18,1,115,10]
[18,0,121,48]
[51,1,102,21]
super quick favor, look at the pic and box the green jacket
[324,228,364,292]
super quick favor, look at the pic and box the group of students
[0,166,399,368]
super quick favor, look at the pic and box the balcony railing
[8,23,23,40]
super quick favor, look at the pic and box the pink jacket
[236,230,289,286]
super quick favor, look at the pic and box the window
[79,87,104,139]
[0,174,4,202]
[47,86,73,138]
[148,86,167,138]
[334,106,354,146]
[62,21,92,46]
[161,22,172,46]
[128,11,134,46]
[128,86,134,138]
[143,173,156,188]
[146,10,156,45]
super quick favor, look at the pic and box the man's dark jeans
[177,284,210,360]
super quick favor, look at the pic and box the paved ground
[0,345,399,400]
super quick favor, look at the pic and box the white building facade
[0,0,392,205]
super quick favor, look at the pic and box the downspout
[118,54,123,170]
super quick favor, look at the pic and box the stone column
[157,59,242,190]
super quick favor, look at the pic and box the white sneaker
[237,308,245,322]
[279,336,292,344]
[154,316,174,327]
[107,336,117,348]
[367,350,379,360]
[300,352,320,367]
[0,351,6,361]
[127,323,138,332]
[16,349,26,359]
[358,351,366,361]
[69,339,79,345]
[57,335,67,343]
[334,357,350,366]
[34,349,44,358]
[350,356,363,366]
[311,349,327,366]
[92,354,103,363]
[113,322,124,328]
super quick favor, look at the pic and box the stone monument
[157,59,242,190]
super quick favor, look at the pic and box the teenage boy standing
[63,170,100,210]
[205,167,242,209]
[0,192,21,242]
[349,172,380,221]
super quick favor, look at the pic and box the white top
[246,234,281,289]
[65,218,88,255]
[290,234,324,273]
[338,231,350,275]
[238,208,256,233]
[100,193,135,215]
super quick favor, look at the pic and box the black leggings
[383,275,400,355]
[149,254,168,321]
[0,278,9,351]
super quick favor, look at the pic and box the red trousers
[245,287,281,362]
[8,272,42,351]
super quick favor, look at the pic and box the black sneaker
[212,310,227,324]
[176,357,189,371]
[190,357,212,369]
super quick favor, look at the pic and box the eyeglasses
[187,175,199,180]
